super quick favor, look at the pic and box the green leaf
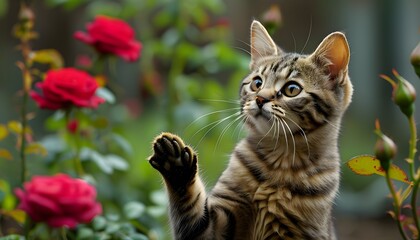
[0,149,13,160]
[25,143,48,157]
[0,0,8,18]
[0,124,8,140]
[81,148,113,174]
[87,1,122,18]
[0,179,15,210]
[124,201,145,219]
[109,133,132,155]
[346,155,410,183]
[29,49,64,69]
[0,234,25,240]
[92,216,107,231]
[77,228,94,239]
[106,154,129,171]
[96,87,116,104]
[92,116,109,129]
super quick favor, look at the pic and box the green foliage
[0,0,8,18]
[347,63,420,239]
[2,0,248,239]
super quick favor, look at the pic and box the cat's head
[240,20,353,137]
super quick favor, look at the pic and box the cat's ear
[250,20,279,69]
[310,32,350,79]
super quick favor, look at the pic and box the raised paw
[149,133,197,190]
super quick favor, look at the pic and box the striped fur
[149,20,353,240]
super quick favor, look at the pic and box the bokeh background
[1,0,420,239]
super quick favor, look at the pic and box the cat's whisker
[324,119,341,132]
[237,115,249,141]
[233,114,247,140]
[198,98,240,105]
[216,114,244,147]
[257,115,276,148]
[196,112,242,147]
[300,16,313,55]
[273,118,281,152]
[185,107,241,134]
[233,46,251,56]
[281,118,296,166]
[239,37,264,59]
[283,116,310,158]
[215,113,245,153]
[278,117,289,155]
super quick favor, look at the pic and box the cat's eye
[282,82,302,97]
[251,77,263,91]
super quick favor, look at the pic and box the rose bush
[15,174,102,229]
[74,16,142,62]
[30,67,105,110]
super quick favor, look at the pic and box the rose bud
[411,42,420,78]
[374,125,397,172]
[392,70,416,117]
[261,5,282,34]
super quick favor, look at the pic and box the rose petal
[15,174,102,228]
[47,216,78,229]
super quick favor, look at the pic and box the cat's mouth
[253,109,272,120]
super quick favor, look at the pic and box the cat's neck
[245,122,340,160]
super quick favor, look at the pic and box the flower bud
[18,3,35,23]
[392,70,416,117]
[374,132,397,171]
[261,5,282,35]
[411,42,420,78]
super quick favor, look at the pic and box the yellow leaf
[7,121,22,134]
[0,124,8,141]
[0,149,13,160]
[25,143,47,157]
[346,155,410,183]
[29,49,64,69]
[2,209,26,224]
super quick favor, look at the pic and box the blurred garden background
[0,0,419,239]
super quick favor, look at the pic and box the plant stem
[412,178,420,240]
[386,172,410,240]
[20,87,28,184]
[407,115,420,238]
[408,115,417,180]
[17,2,35,184]
[65,110,84,177]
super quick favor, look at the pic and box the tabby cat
[148,20,352,240]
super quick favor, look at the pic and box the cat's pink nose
[256,96,270,109]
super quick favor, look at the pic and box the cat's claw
[149,133,197,190]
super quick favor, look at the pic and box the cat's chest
[250,181,332,240]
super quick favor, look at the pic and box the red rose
[30,68,105,110]
[74,16,142,62]
[15,174,102,229]
[67,119,79,134]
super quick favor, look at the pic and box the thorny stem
[65,110,84,177]
[412,178,420,240]
[17,2,35,184]
[408,115,417,181]
[20,86,29,184]
[386,171,410,240]
[406,115,420,238]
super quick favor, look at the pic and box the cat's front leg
[149,133,210,239]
